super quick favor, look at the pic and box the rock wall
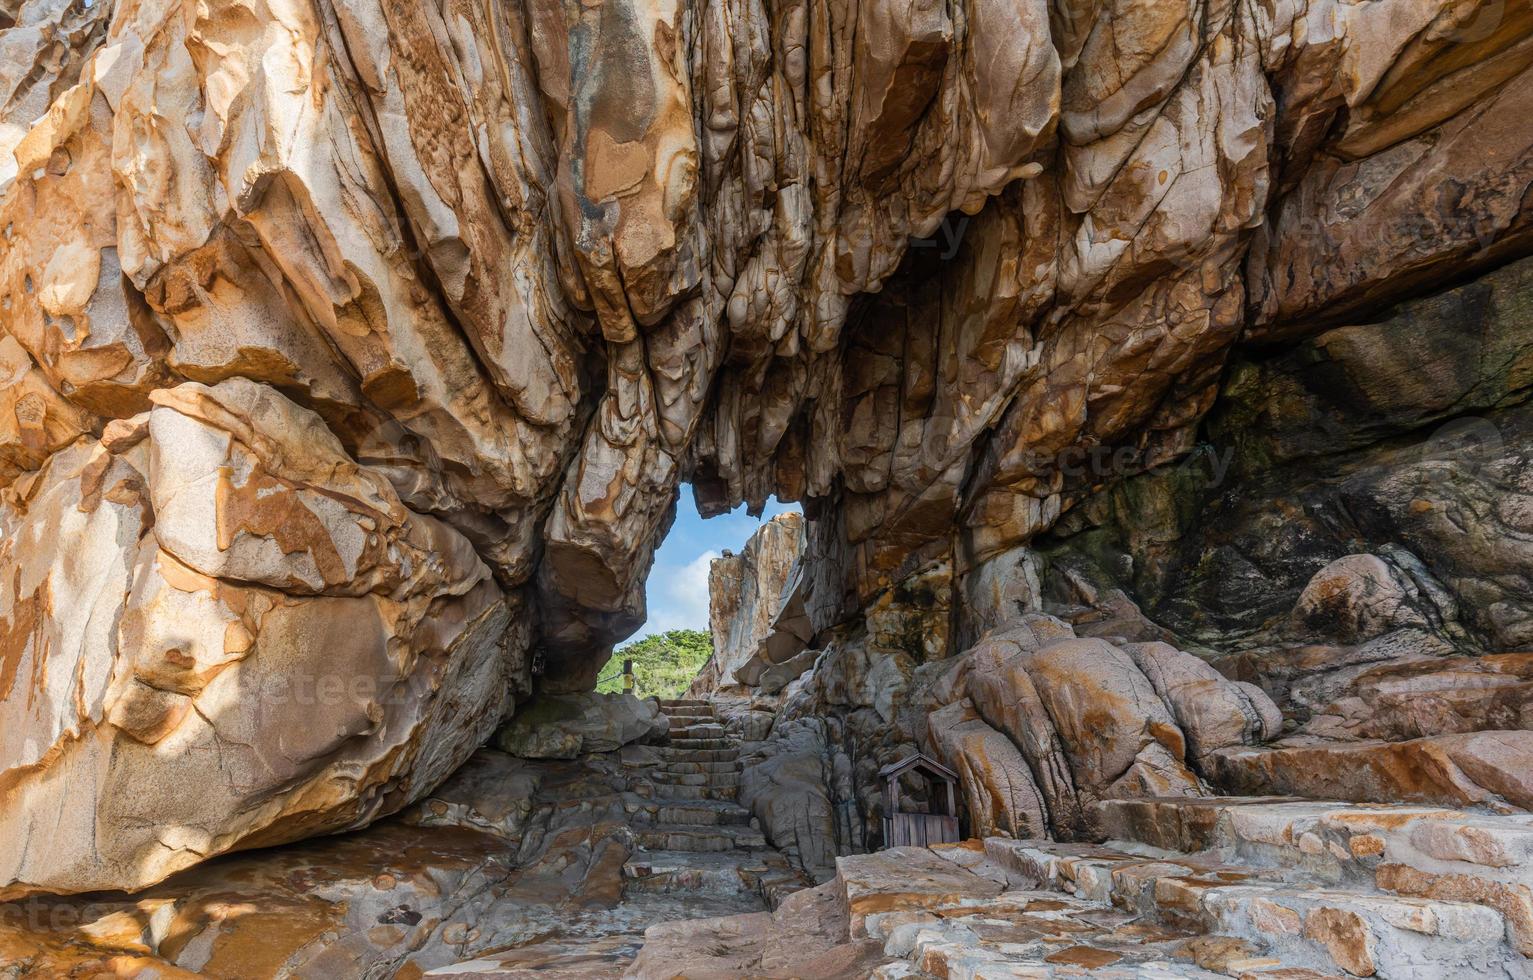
[688,511,803,695]
[2,0,1532,897]
[1014,250,1533,813]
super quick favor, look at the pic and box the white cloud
[640,549,719,636]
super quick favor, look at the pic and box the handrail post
[623,658,635,695]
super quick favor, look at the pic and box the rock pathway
[631,796,1533,978]
[418,698,811,977]
[621,698,809,909]
[14,695,1526,978]
[0,700,812,979]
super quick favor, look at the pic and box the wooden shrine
[879,753,960,848]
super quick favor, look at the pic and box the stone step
[626,798,753,827]
[979,838,1272,908]
[662,736,732,751]
[837,846,1006,939]
[652,759,741,775]
[625,756,741,776]
[668,722,726,739]
[622,849,775,897]
[665,717,717,729]
[1201,883,1511,977]
[643,783,741,802]
[837,840,1522,980]
[1204,733,1533,814]
[984,834,1522,976]
[756,870,813,912]
[622,850,807,910]
[662,705,714,720]
[658,698,710,708]
[650,746,739,763]
[835,846,1320,978]
[858,890,1226,979]
[637,824,769,853]
[648,770,742,788]
[1094,796,1533,955]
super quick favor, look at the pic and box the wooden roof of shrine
[878,753,956,784]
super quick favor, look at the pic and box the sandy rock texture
[2,0,1532,900]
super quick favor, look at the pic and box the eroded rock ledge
[1,0,1532,906]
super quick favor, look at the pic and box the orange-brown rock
[689,512,804,696]
[1208,731,1533,813]
[0,381,521,897]
[3,0,1533,906]
[925,699,1048,839]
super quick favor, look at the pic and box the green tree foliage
[595,629,713,699]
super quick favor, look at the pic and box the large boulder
[493,692,667,759]
[1123,641,1282,765]
[1293,554,1441,645]
[0,381,521,898]
[925,699,1048,839]
[963,619,1209,836]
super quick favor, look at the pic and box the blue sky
[633,485,799,638]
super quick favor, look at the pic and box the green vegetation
[595,629,713,699]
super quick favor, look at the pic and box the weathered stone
[626,879,885,980]
[1301,906,1375,977]
[0,382,520,899]
[690,512,804,696]
[925,699,1047,839]
[1294,556,1436,646]
[738,719,844,881]
[965,622,1206,835]
[1300,654,1533,744]
[838,847,1004,939]
[1208,731,1533,812]
[4,0,1533,931]
[1123,641,1282,765]
[494,693,667,760]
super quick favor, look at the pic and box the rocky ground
[635,797,1533,979]
[0,698,807,977]
[2,629,1532,978]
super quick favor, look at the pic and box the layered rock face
[688,511,803,695]
[0,379,521,897]
[2,0,1533,904]
[1022,251,1533,814]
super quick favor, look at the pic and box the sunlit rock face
[689,511,803,696]
[0,380,521,897]
[1,0,1531,896]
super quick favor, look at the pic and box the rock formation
[634,799,1533,978]
[0,711,805,976]
[688,511,803,695]
[2,2,1533,974]
[0,379,522,897]
[494,691,669,759]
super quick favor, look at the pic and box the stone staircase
[620,698,809,909]
[834,796,1533,978]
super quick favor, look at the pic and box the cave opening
[589,485,802,699]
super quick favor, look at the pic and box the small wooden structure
[880,753,960,848]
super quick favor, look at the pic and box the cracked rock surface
[1,0,1532,912]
